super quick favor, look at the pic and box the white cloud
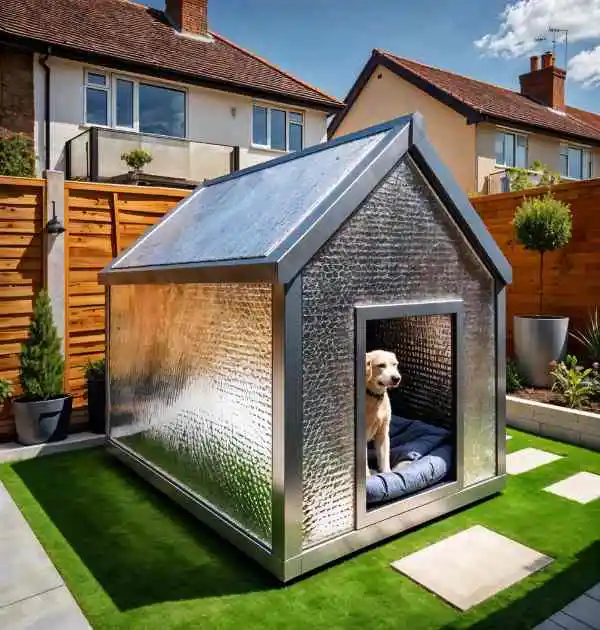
[475,0,600,58]
[568,45,600,87]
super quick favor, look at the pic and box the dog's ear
[365,355,372,380]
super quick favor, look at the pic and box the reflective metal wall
[108,283,273,545]
[301,157,496,549]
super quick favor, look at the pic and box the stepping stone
[562,594,600,629]
[506,434,512,440]
[506,448,562,475]
[544,472,600,504]
[390,525,552,611]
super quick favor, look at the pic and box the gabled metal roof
[101,114,511,286]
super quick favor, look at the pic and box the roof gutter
[38,47,51,171]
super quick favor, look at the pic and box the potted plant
[13,290,72,445]
[86,358,106,434]
[512,192,572,387]
[121,148,153,184]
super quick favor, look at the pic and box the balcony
[485,168,547,195]
[66,127,240,188]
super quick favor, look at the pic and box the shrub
[571,308,600,364]
[513,192,572,313]
[0,134,35,177]
[0,379,12,403]
[507,162,560,193]
[20,289,64,400]
[507,359,525,393]
[121,148,153,172]
[550,354,597,408]
[85,358,105,380]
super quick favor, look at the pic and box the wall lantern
[46,201,65,234]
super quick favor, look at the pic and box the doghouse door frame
[354,299,464,530]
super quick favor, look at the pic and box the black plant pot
[87,377,106,434]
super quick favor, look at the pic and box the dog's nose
[391,375,401,385]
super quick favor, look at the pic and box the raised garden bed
[507,394,600,452]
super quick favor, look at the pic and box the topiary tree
[20,289,64,400]
[0,134,36,177]
[121,148,153,173]
[513,192,572,314]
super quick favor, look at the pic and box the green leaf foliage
[571,307,600,364]
[506,359,525,393]
[513,192,572,253]
[121,148,153,171]
[0,379,12,402]
[20,289,65,400]
[550,354,598,409]
[85,358,105,380]
[0,134,35,177]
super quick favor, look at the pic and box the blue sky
[146,0,600,113]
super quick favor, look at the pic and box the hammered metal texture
[114,132,386,269]
[301,158,496,548]
[367,315,454,428]
[108,283,273,544]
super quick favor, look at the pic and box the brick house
[329,50,600,195]
[0,0,342,186]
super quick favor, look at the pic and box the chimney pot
[541,51,554,68]
[530,55,539,72]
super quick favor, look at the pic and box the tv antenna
[535,27,569,68]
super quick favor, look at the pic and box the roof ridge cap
[211,31,342,105]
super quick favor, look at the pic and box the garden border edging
[507,395,600,452]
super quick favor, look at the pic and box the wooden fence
[2,173,600,440]
[472,177,600,353]
[0,174,189,440]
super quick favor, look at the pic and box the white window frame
[84,71,111,128]
[83,69,187,139]
[495,129,528,169]
[251,103,304,152]
[560,143,593,180]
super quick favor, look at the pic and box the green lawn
[1,430,599,630]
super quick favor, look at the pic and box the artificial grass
[0,430,599,630]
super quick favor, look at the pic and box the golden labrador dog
[365,350,402,477]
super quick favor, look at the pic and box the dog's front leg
[374,430,392,473]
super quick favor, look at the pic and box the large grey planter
[513,315,569,387]
[13,395,72,445]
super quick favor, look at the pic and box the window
[84,70,186,138]
[560,145,592,180]
[85,72,109,126]
[252,105,304,152]
[495,131,527,167]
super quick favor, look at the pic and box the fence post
[44,170,66,355]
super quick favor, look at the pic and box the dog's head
[366,350,401,394]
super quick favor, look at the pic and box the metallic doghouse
[100,114,512,582]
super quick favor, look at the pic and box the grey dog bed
[366,415,453,506]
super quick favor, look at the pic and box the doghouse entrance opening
[356,302,462,519]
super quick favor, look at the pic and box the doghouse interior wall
[366,315,454,428]
[108,283,273,545]
[301,156,496,549]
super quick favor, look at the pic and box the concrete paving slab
[506,448,563,475]
[0,432,104,464]
[533,620,565,630]
[0,484,63,607]
[544,472,600,504]
[390,525,552,611]
[0,586,91,630]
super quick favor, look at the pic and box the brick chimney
[165,0,208,38]
[519,51,566,111]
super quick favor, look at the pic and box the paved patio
[0,481,91,629]
[535,583,600,629]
